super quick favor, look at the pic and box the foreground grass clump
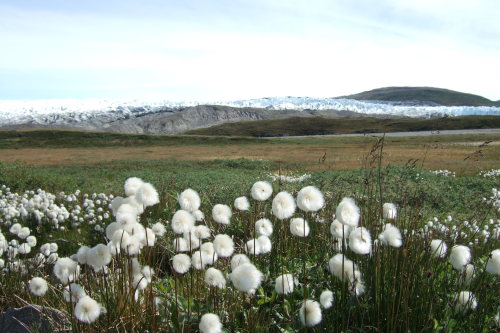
[0,165,499,331]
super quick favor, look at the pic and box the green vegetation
[342,86,500,106]
[0,134,499,332]
[185,115,500,137]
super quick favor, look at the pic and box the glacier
[0,96,499,127]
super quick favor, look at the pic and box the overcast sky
[0,0,499,101]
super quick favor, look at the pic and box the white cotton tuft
[124,177,144,197]
[230,263,263,294]
[378,223,402,248]
[205,267,226,289]
[455,291,477,313]
[135,182,159,207]
[193,209,205,221]
[349,227,372,255]
[151,222,166,236]
[193,225,211,239]
[296,186,324,212]
[449,245,471,271]
[53,257,80,284]
[105,222,121,241]
[336,197,360,227]
[29,277,48,297]
[110,196,124,216]
[63,283,86,303]
[172,253,191,274]
[179,189,201,212]
[171,210,195,234]
[199,313,223,333]
[18,227,31,239]
[213,234,234,257]
[330,219,350,238]
[329,253,358,282]
[257,235,272,254]
[290,218,310,237]
[192,251,208,270]
[200,242,218,265]
[234,196,250,211]
[274,273,295,295]
[10,223,22,235]
[230,254,250,271]
[460,264,476,286]
[86,244,112,269]
[382,203,397,219]
[272,191,296,220]
[299,300,322,327]
[74,295,101,324]
[255,218,273,237]
[19,243,31,254]
[173,237,189,252]
[75,246,90,265]
[26,235,37,247]
[251,181,273,201]
[245,239,261,255]
[486,249,500,275]
[320,290,334,309]
[430,239,447,258]
[212,204,232,225]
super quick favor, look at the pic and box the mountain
[341,87,500,107]
[0,87,499,134]
[185,115,500,137]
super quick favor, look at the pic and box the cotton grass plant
[0,156,499,332]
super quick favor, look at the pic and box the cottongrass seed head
[124,177,144,197]
[199,313,223,333]
[330,219,350,238]
[172,253,191,274]
[299,300,322,327]
[230,254,250,271]
[455,291,477,313]
[213,234,234,257]
[449,245,472,271]
[430,239,448,258]
[171,210,195,234]
[382,203,397,219]
[29,277,48,297]
[230,263,263,294]
[251,181,273,201]
[296,186,324,212]
[212,204,232,225]
[205,267,226,289]
[378,223,402,247]
[74,295,101,324]
[53,257,80,284]
[63,283,86,303]
[320,290,334,309]
[486,249,500,275]
[349,227,372,255]
[255,218,273,236]
[290,218,310,237]
[178,188,201,212]
[234,196,250,211]
[336,197,360,227]
[274,273,295,295]
[272,191,296,220]
[135,182,159,208]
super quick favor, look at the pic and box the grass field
[0,130,499,332]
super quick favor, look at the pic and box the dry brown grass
[1,135,499,174]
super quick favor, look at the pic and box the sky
[0,0,499,101]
